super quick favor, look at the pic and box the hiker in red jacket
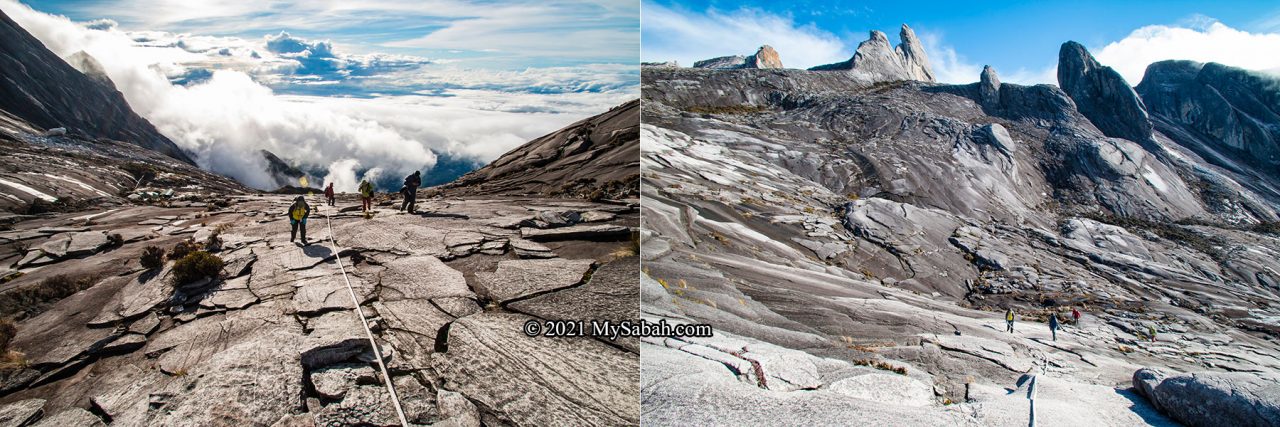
[323,183,335,206]
[1071,307,1081,326]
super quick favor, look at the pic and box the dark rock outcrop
[978,65,1001,109]
[0,10,192,164]
[439,99,639,200]
[1133,368,1280,427]
[694,45,783,70]
[1057,41,1154,144]
[810,24,934,83]
[260,150,308,190]
[1136,60,1280,186]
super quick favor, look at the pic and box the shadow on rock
[302,244,334,260]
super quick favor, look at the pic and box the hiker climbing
[324,183,335,206]
[1049,313,1059,341]
[401,171,422,214]
[1071,307,1081,326]
[1005,308,1015,333]
[288,195,311,245]
[359,179,374,214]
[1148,324,1157,342]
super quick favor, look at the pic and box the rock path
[0,194,641,425]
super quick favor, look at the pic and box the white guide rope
[323,210,409,426]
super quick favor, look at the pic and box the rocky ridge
[693,45,783,70]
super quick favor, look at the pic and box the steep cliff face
[1057,41,1154,144]
[0,10,192,164]
[439,99,639,200]
[810,24,935,83]
[1136,60,1280,203]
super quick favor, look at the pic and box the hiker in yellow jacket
[1005,308,1015,333]
[359,179,374,213]
[288,196,311,245]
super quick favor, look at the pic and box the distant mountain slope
[0,110,247,214]
[0,9,192,164]
[439,99,639,199]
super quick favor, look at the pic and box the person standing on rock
[1005,308,1015,333]
[359,179,374,213]
[1049,313,1060,341]
[288,196,311,245]
[401,171,422,214]
[1071,307,1081,327]
[323,183,335,207]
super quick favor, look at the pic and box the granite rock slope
[438,99,639,200]
[0,194,640,425]
[640,35,1280,425]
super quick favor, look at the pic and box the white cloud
[640,2,848,69]
[917,31,981,84]
[1094,20,1280,84]
[55,0,639,61]
[0,0,637,191]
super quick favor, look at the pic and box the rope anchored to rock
[324,210,410,426]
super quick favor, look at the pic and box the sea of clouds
[1,0,638,191]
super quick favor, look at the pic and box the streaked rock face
[1136,60,1280,202]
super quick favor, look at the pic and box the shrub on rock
[171,251,224,287]
[141,246,165,270]
[169,240,196,260]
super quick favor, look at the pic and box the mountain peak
[752,45,783,69]
[809,24,936,83]
[692,45,784,70]
[895,24,934,82]
[63,51,116,91]
[1056,40,1153,144]
[0,10,193,164]
[979,65,1001,108]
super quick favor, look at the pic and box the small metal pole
[1026,375,1038,427]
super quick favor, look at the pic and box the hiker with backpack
[359,179,374,213]
[288,196,311,245]
[1005,308,1015,333]
[401,171,422,214]
[323,183,335,206]
[1049,313,1060,341]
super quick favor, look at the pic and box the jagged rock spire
[979,65,1001,108]
[896,24,934,82]
[809,24,937,83]
[1057,41,1154,143]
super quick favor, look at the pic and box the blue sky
[3,0,640,191]
[643,0,1280,84]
